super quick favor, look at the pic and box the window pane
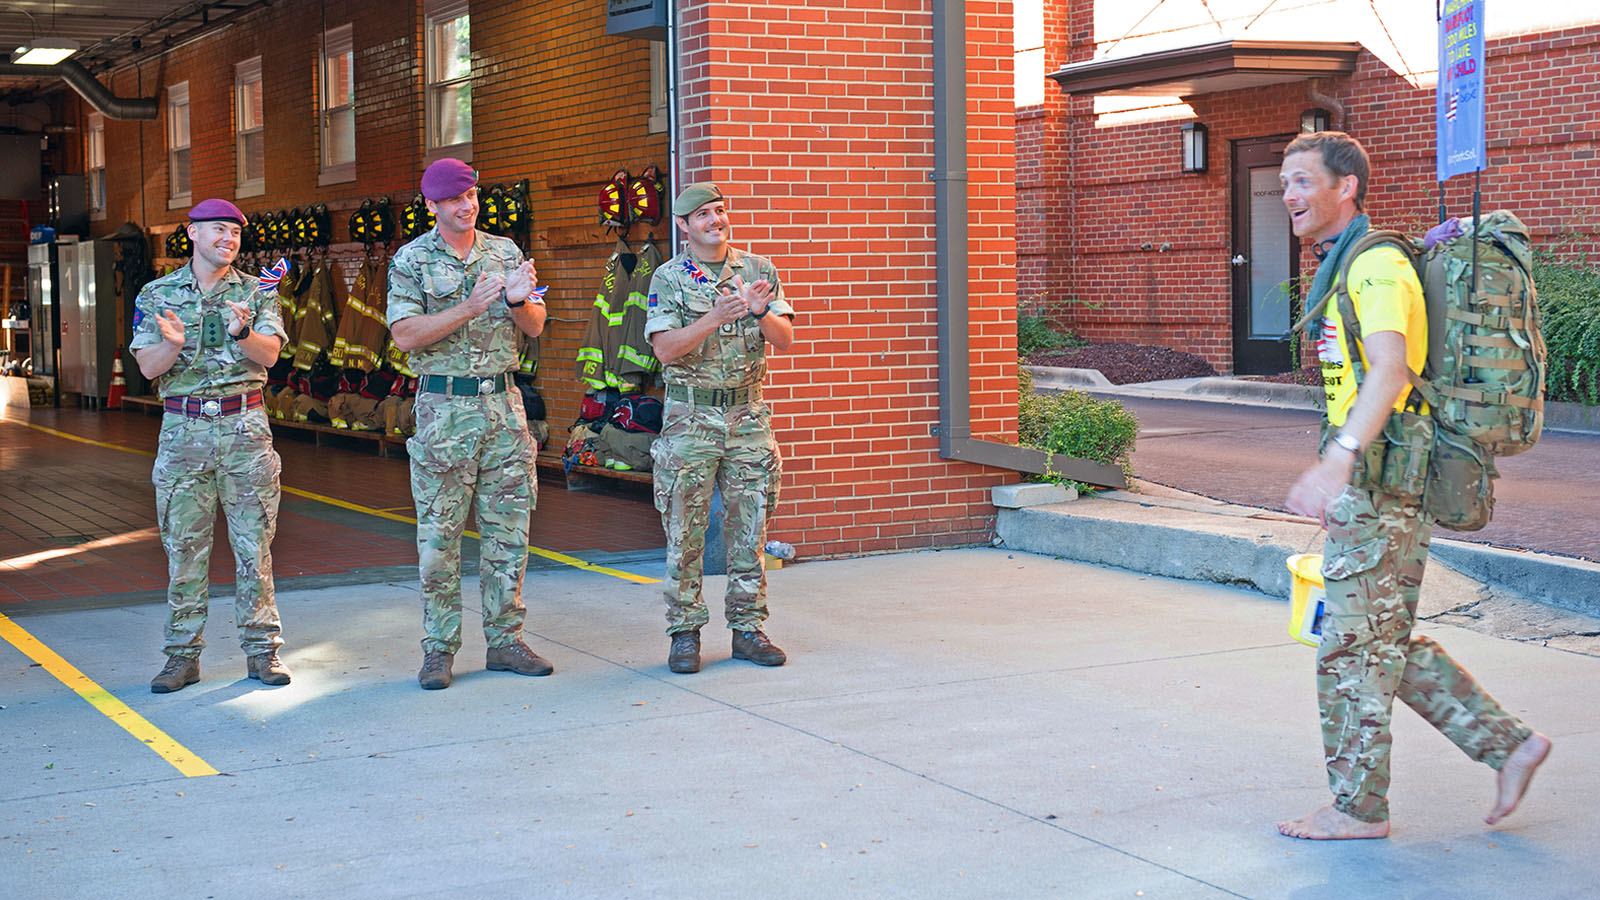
[431,81,472,146]
[431,14,471,82]
[87,127,104,169]
[325,51,353,108]
[242,131,266,182]
[170,101,190,148]
[90,169,105,211]
[326,107,355,167]
[171,148,190,195]
[240,78,263,130]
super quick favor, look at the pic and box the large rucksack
[1306,211,1544,530]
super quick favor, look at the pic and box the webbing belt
[419,373,512,396]
[664,383,758,407]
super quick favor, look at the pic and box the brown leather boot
[732,630,787,667]
[668,629,701,674]
[246,650,291,685]
[419,650,454,690]
[150,655,200,693]
[485,640,553,676]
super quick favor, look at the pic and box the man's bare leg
[1278,805,1390,840]
[1485,731,1551,825]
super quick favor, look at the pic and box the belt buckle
[478,378,494,395]
[709,388,724,406]
[200,399,222,418]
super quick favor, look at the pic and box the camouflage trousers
[1317,484,1532,823]
[407,390,536,654]
[651,397,780,634]
[152,408,282,658]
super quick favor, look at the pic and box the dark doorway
[1230,136,1300,374]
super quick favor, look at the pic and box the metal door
[1230,137,1300,374]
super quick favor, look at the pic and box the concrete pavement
[2,549,1596,899]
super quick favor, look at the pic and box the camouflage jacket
[644,246,794,389]
[129,263,286,399]
[386,228,527,377]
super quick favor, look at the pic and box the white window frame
[235,56,265,197]
[318,24,356,186]
[648,41,667,134]
[424,0,472,163]
[1014,0,1045,108]
[166,81,191,208]
[86,112,106,220]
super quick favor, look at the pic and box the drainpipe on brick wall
[667,0,680,259]
[930,0,1126,489]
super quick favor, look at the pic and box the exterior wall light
[1180,122,1208,174]
[1300,107,1331,133]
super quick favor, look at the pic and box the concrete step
[994,481,1600,653]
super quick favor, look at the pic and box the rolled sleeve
[386,257,425,327]
[128,290,162,351]
[643,270,683,339]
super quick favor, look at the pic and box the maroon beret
[420,158,478,202]
[189,198,246,225]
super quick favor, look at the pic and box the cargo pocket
[1320,486,1388,582]
[406,398,482,473]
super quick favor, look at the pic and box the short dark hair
[1284,131,1370,211]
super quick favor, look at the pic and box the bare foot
[1278,804,1389,840]
[1485,731,1551,825]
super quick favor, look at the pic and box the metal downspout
[930,0,1126,488]
[666,0,680,259]
[0,60,158,120]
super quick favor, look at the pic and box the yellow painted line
[281,487,660,584]
[17,422,155,457]
[0,612,218,778]
[10,420,659,584]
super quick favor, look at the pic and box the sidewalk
[2,548,1595,899]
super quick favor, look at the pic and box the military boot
[485,640,554,676]
[246,650,292,685]
[731,630,786,667]
[668,629,701,674]
[150,655,200,693]
[419,650,454,690]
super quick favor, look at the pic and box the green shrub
[1533,248,1600,405]
[1017,370,1139,491]
[1017,300,1088,356]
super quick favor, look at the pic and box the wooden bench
[535,450,653,493]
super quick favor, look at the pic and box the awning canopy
[1049,39,1362,98]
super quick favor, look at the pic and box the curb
[995,490,1600,620]
[1025,365,1600,434]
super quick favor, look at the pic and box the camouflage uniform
[130,264,288,659]
[1314,246,1532,823]
[387,228,538,655]
[645,247,793,634]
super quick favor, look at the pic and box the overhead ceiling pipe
[0,58,158,119]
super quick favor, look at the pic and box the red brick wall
[81,0,669,451]
[1019,10,1600,373]
[680,0,1016,556]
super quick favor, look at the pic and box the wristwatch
[1330,432,1361,454]
[753,306,769,319]
[228,324,252,341]
[506,297,527,308]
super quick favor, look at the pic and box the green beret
[672,183,725,217]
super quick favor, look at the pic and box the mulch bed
[1025,342,1219,385]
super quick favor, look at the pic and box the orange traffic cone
[106,349,127,409]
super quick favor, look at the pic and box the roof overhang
[1049,40,1362,98]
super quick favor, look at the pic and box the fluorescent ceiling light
[12,38,80,66]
